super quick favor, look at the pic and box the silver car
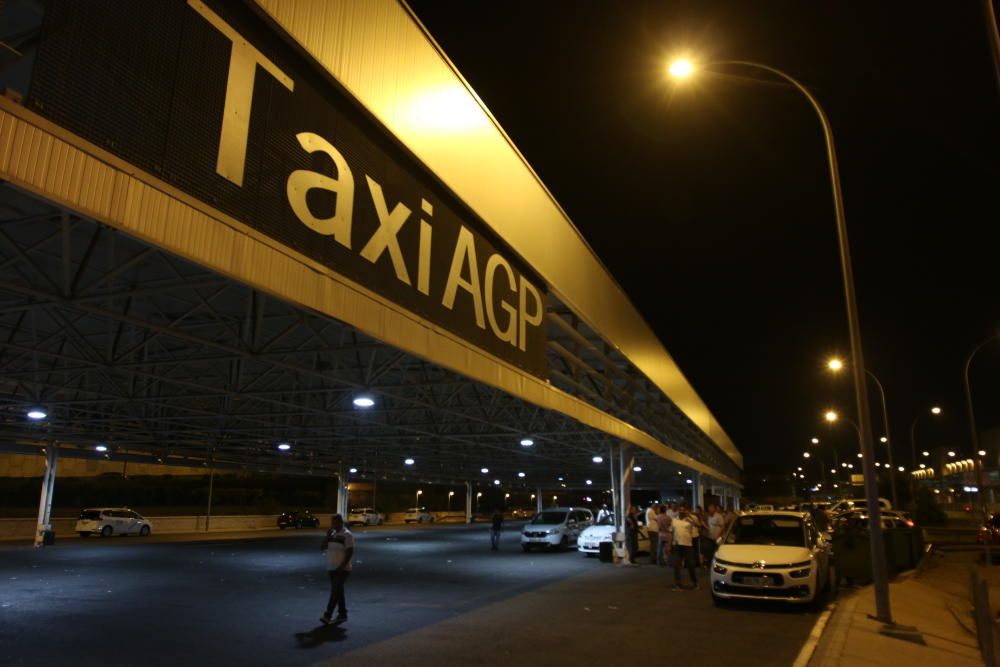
[75,508,153,538]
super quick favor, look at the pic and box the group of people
[625,502,737,589]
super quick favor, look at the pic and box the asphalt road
[0,523,827,666]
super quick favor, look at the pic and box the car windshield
[726,516,805,547]
[530,511,567,525]
[79,510,101,520]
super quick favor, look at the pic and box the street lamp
[669,58,889,623]
[827,356,898,507]
[448,490,454,511]
[416,489,422,508]
[475,491,482,512]
[910,406,943,468]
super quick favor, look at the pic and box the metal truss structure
[0,185,738,492]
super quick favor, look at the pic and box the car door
[120,511,138,534]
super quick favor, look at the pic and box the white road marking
[792,603,836,667]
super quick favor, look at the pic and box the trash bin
[599,540,614,563]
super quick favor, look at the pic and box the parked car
[521,507,593,552]
[404,507,434,523]
[347,507,384,526]
[978,514,1000,545]
[577,513,649,556]
[711,511,831,606]
[832,509,914,532]
[75,508,153,538]
[827,497,892,517]
[277,510,320,529]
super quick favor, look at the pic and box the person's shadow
[294,624,348,649]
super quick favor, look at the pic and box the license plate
[743,576,768,587]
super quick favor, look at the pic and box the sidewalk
[809,551,986,667]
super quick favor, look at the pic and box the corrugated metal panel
[254,0,740,468]
[0,100,739,486]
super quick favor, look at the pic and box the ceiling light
[633,466,642,472]
[880,436,888,443]
[947,451,956,457]
[979,450,987,457]
[585,480,592,485]
[592,455,603,464]
[685,479,692,484]
[404,458,415,465]
[481,467,489,474]
[493,479,500,485]
[517,472,526,478]
[277,443,291,451]
[27,409,47,420]
[95,445,108,453]
[922,451,930,456]
[352,395,375,408]
[349,467,358,474]
[520,438,534,447]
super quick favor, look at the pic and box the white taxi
[711,511,831,605]
[75,508,153,538]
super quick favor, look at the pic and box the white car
[827,497,891,517]
[577,513,649,556]
[404,507,434,523]
[521,507,592,552]
[75,508,153,538]
[347,508,384,526]
[711,511,831,605]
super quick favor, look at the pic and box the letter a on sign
[286,132,355,248]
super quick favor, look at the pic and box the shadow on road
[294,624,347,649]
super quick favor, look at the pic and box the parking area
[0,522,826,667]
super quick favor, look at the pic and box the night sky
[407,1,1000,478]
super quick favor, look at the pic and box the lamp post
[909,407,942,469]
[828,358,897,507]
[964,334,998,516]
[669,58,890,624]
[448,490,454,511]
[416,489,422,508]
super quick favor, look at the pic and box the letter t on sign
[187,0,294,187]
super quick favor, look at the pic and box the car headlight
[547,529,560,535]
[789,568,811,579]
[712,564,727,575]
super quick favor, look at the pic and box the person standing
[707,504,726,563]
[490,509,504,551]
[320,514,354,625]
[655,505,673,567]
[624,505,640,565]
[596,504,611,522]
[671,506,698,590]
[666,503,679,520]
[645,504,660,565]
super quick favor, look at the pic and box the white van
[827,498,891,516]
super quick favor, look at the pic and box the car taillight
[905,520,914,527]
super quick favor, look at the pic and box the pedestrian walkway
[809,551,986,667]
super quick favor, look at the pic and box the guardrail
[970,564,1000,667]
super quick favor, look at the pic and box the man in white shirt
[707,504,726,563]
[645,504,660,565]
[320,514,354,625]
[671,506,698,590]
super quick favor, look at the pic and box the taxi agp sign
[24,0,547,375]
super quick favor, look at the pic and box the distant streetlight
[667,59,693,78]
[803,452,811,459]
[416,489,422,507]
[448,490,454,511]
[811,437,820,444]
[827,358,844,371]
[825,410,838,423]
[910,406,943,468]
[931,406,942,415]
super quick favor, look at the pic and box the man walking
[490,509,504,551]
[320,514,354,625]
[671,505,698,590]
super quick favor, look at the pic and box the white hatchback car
[577,513,649,556]
[75,508,153,538]
[711,511,831,605]
[521,507,592,552]
[403,507,434,523]
[347,508,384,526]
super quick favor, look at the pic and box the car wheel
[78,532,90,538]
[139,525,150,537]
[100,525,113,538]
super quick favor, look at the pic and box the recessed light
[404,458,415,465]
[277,443,291,451]
[520,438,534,447]
[353,395,375,408]
[27,409,47,420]
[592,455,603,464]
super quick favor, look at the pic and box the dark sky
[406,1,1000,478]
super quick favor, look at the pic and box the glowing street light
[931,406,942,415]
[803,452,811,459]
[824,410,838,423]
[827,358,844,371]
[667,59,694,78]
[811,437,820,444]
[448,490,455,510]
[416,489,422,506]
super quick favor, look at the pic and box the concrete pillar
[336,467,347,516]
[34,445,58,547]
[692,473,703,509]
[536,486,543,513]
[465,481,473,524]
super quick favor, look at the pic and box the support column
[465,481,473,524]
[336,466,347,516]
[34,445,58,547]
[618,444,634,563]
[692,473,703,509]
[609,445,620,532]
[536,486,543,513]
[205,464,215,532]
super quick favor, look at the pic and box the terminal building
[0,0,742,542]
